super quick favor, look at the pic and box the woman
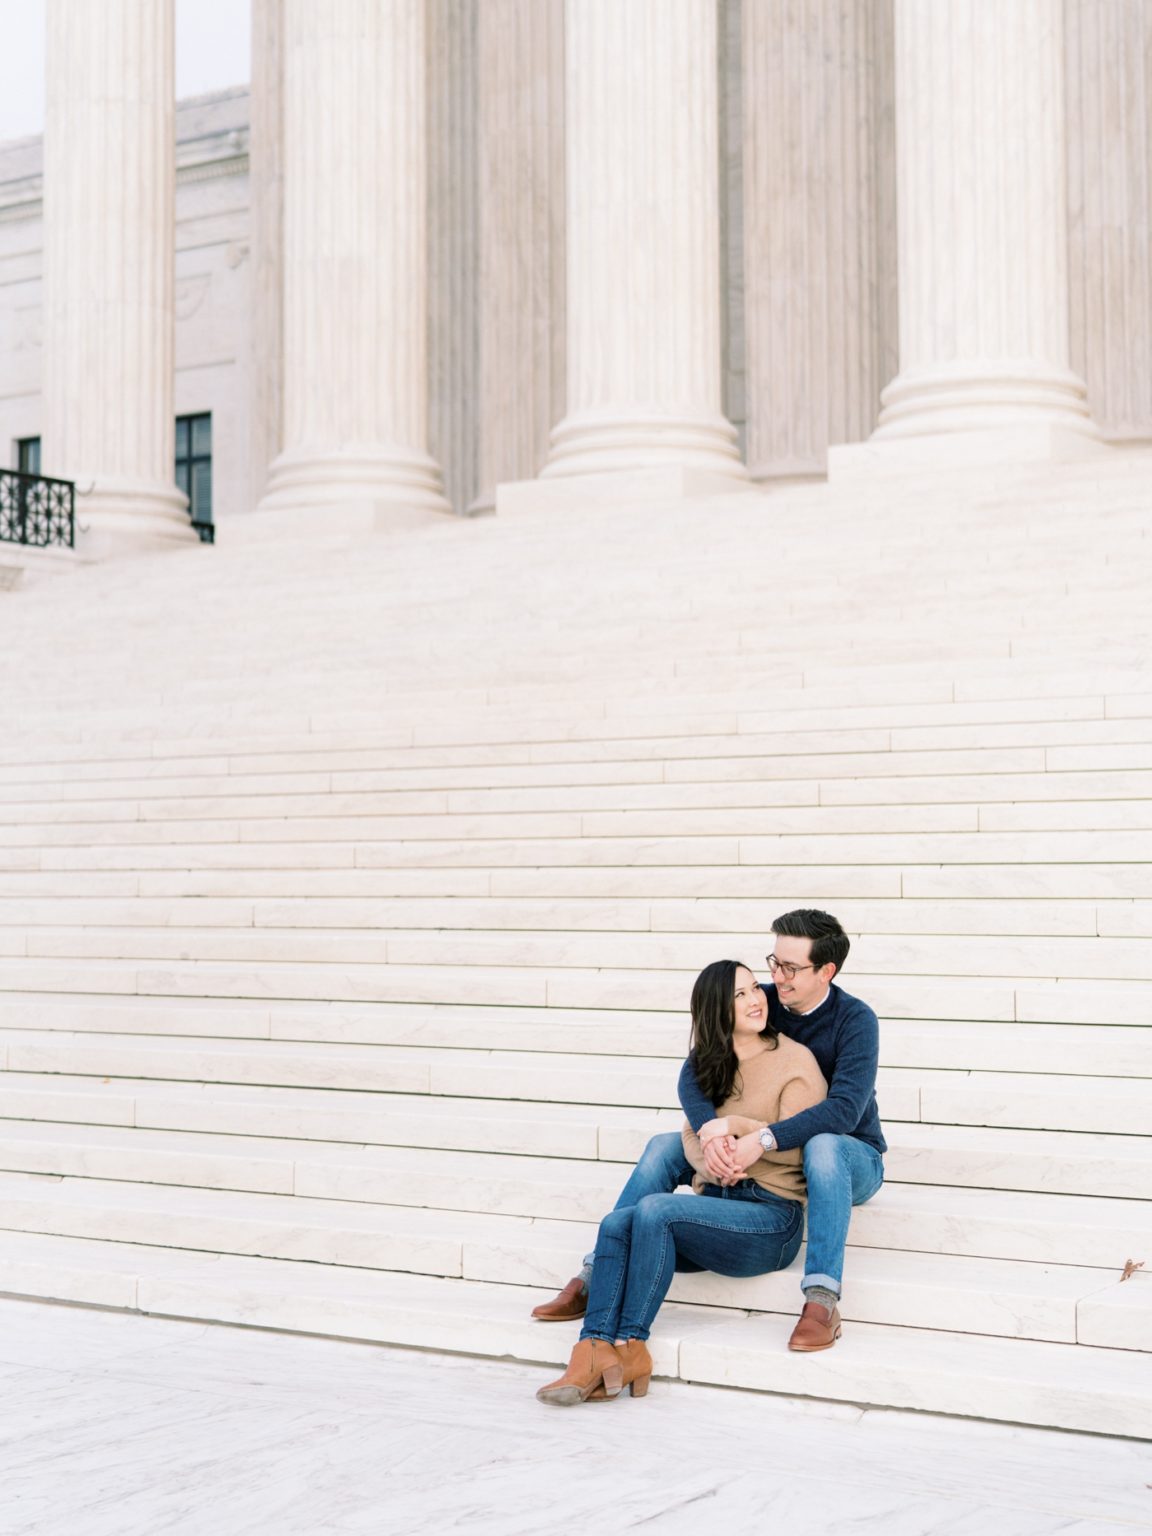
[536,960,827,1406]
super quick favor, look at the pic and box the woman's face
[732,967,766,1037]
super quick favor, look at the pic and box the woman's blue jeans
[579,1184,804,1343]
[583,1128,884,1308]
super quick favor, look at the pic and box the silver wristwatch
[758,1127,777,1154]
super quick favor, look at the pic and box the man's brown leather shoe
[531,1276,588,1322]
[788,1299,842,1351]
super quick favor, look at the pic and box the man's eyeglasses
[766,955,816,981]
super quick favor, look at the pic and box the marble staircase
[0,455,1150,1437]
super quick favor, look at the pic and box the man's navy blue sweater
[678,981,887,1154]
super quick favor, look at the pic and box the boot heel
[629,1373,651,1398]
[600,1360,623,1398]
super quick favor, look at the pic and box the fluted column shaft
[474,0,566,509]
[543,0,743,480]
[247,0,285,511]
[875,0,1094,442]
[428,0,480,516]
[1065,0,1152,440]
[261,0,448,512]
[42,0,190,545]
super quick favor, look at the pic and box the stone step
[4,1066,1150,1196]
[677,1311,1152,1437]
[10,924,1152,985]
[2,750,1151,821]
[1,710,1150,790]
[2,801,1111,844]
[0,1185,1127,1358]
[0,1165,1144,1279]
[13,760,1152,834]
[4,861,1140,905]
[0,1030,927,1114]
[0,1108,1147,1214]
[4,952,1150,1028]
[3,668,1146,745]
[1,1230,1147,1436]
[10,791,1152,836]
[16,827,1152,875]
[4,1029,1147,1131]
[882,1122,1152,1200]
[3,893,1152,942]
[0,1042,1145,1148]
[5,768,1152,821]
[0,994,1146,1077]
[0,1071,648,1154]
[0,703,1108,780]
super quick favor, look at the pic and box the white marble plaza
[1,1297,1149,1536]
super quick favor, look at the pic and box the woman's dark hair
[689,960,778,1107]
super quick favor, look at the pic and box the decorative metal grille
[0,469,75,549]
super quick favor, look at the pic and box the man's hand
[698,1118,732,1143]
[732,1130,766,1172]
[702,1134,743,1185]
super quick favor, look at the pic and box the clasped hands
[698,1117,765,1187]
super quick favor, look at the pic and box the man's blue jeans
[585,1129,884,1300]
[579,1184,804,1343]
[800,1131,884,1297]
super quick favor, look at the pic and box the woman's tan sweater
[681,1035,827,1204]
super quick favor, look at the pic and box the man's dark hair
[771,908,850,977]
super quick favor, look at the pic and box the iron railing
[0,468,75,550]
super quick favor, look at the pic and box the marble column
[869,0,1097,456]
[42,0,192,547]
[427,0,480,517]
[541,0,744,486]
[259,0,448,514]
[743,0,897,479]
[1065,0,1152,442]
[246,0,285,511]
[473,0,566,512]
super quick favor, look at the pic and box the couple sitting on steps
[532,907,886,1407]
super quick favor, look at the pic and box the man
[530,908,885,1351]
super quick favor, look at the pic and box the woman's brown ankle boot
[588,1338,653,1401]
[614,1339,653,1397]
[536,1339,624,1406]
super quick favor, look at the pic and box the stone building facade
[1,0,1150,548]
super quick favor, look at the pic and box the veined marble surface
[0,1298,1148,1536]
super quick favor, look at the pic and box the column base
[497,465,755,517]
[75,479,196,558]
[541,410,747,482]
[829,424,1109,482]
[230,500,452,544]
[258,446,451,517]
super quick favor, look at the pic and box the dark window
[175,412,213,543]
[16,437,40,476]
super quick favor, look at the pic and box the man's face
[769,934,833,1013]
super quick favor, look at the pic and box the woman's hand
[698,1117,732,1143]
[702,1133,743,1185]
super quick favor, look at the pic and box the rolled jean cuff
[801,1272,841,1298]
